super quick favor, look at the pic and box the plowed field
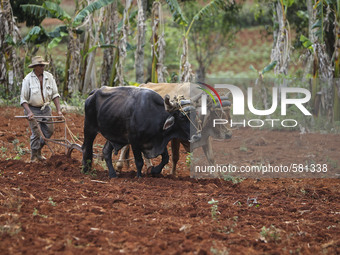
[0,106,339,254]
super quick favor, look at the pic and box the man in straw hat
[20,56,63,162]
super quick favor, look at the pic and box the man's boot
[30,149,38,162]
[36,148,46,161]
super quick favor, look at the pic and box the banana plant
[108,1,136,87]
[333,0,340,121]
[165,0,230,82]
[21,0,116,96]
[0,0,23,97]
[304,0,340,121]
[250,61,277,116]
[270,0,293,75]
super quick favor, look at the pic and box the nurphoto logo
[198,83,312,129]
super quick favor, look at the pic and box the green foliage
[182,0,239,79]
[73,0,116,26]
[222,174,244,184]
[185,152,192,167]
[21,3,57,19]
[85,168,97,177]
[117,10,138,33]
[283,0,295,8]
[21,26,49,45]
[21,1,71,22]
[48,197,57,206]
[32,208,48,218]
[311,0,336,56]
[81,159,97,177]
[165,0,188,26]
[300,35,313,52]
[10,0,45,26]
[48,32,68,50]
[192,0,227,21]
[260,225,281,243]
[208,198,220,220]
[42,1,71,21]
[0,84,21,106]
[65,92,87,114]
[254,0,309,48]
[261,61,277,75]
[48,25,69,38]
[186,0,233,37]
[12,140,29,156]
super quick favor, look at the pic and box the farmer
[20,56,63,162]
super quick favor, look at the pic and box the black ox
[82,86,194,178]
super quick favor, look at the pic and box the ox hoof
[109,173,118,178]
[150,168,163,178]
[170,171,177,177]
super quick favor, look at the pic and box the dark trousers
[24,105,54,150]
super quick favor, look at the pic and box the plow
[15,115,85,158]
[14,116,134,166]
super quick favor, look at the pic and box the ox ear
[163,116,175,130]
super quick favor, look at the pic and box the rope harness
[171,95,232,136]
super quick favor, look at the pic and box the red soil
[0,106,339,254]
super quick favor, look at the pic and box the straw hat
[28,56,49,68]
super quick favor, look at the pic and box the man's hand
[22,102,34,120]
[27,111,34,120]
[57,110,64,120]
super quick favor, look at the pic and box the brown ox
[115,82,232,175]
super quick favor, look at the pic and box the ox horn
[214,100,231,108]
[180,99,191,106]
[213,96,230,101]
[182,106,195,112]
[164,94,178,112]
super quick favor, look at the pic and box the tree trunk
[270,0,290,75]
[79,29,90,92]
[0,0,23,96]
[195,63,205,82]
[83,7,105,93]
[64,0,81,97]
[116,0,132,86]
[332,4,340,122]
[101,2,117,86]
[151,1,160,83]
[65,27,81,97]
[180,37,193,82]
[135,0,146,84]
[303,0,315,78]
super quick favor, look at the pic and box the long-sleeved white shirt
[20,71,60,107]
